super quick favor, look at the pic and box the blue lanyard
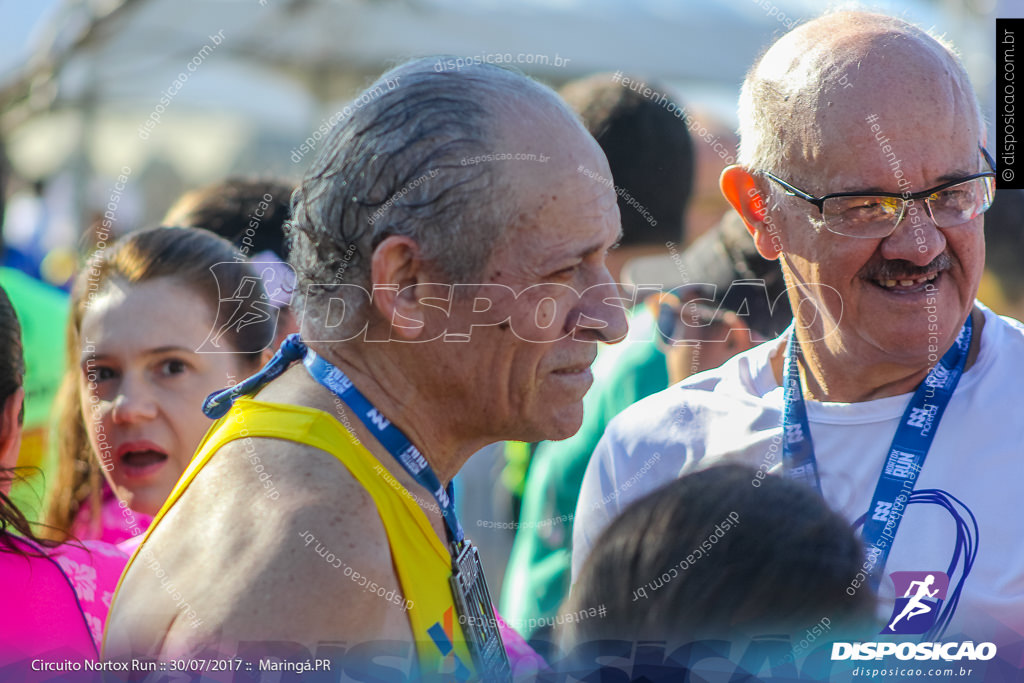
[203,334,465,546]
[301,347,465,546]
[852,488,979,640]
[782,316,973,585]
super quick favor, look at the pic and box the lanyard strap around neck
[782,315,973,584]
[301,347,465,546]
[203,334,466,547]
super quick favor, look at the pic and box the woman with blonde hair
[45,226,276,543]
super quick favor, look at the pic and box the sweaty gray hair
[288,57,560,334]
[737,11,982,177]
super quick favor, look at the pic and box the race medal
[449,540,511,680]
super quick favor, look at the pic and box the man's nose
[573,271,629,344]
[880,207,947,267]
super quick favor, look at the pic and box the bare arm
[105,437,414,661]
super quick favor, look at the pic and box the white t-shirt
[573,304,1024,645]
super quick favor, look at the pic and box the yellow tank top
[111,398,475,679]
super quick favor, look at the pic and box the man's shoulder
[969,305,1024,390]
[192,432,377,530]
[108,435,399,657]
[141,427,384,583]
[983,306,1024,347]
[602,339,778,446]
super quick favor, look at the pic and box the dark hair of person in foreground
[560,464,877,648]
[0,283,53,554]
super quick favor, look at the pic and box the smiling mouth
[871,271,940,292]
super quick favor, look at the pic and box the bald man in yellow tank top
[104,56,628,679]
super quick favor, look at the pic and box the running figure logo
[881,571,949,635]
[197,262,282,353]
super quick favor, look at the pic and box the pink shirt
[495,608,549,677]
[71,485,153,545]
[0,535,127,676]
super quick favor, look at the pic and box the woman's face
[78,276,252,516]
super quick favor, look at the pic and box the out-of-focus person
[559,73,695,283]
[976,188,1024,322]
[0,264,67,524]
[557,465,876,676]
[163,178,299,346]
[626,209,793,381]
[44,227,274,545]
[0,282,127,675]
[0,145,70,525]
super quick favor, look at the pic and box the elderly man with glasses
[572,10,1024,653]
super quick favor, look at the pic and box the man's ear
[720,165,783,261]
[369,236,428,341]
[0,387,25,475]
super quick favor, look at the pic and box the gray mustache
[864,253,953,281]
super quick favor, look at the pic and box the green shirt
[499,307,668,637]
[0,267,69,522]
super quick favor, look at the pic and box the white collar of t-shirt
[742,302,1002,425]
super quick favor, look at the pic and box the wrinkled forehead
[492,94,619,235]
[820,47,978,146]
[773,27,983,182]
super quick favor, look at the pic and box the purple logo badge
[881,571,949,635]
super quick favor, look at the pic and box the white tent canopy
[0,0,982,226]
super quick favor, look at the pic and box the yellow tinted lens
[928,178,993,227]
[824,195,902,235]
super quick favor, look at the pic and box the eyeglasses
[759,148,997,238]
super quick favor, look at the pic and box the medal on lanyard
[449,540,510,678]
[202,335,512,680]
[781,316,973,586]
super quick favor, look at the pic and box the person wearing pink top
[0,283,127,675]
[71,482,153,546]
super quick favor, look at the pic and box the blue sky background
[0,1,61,81]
